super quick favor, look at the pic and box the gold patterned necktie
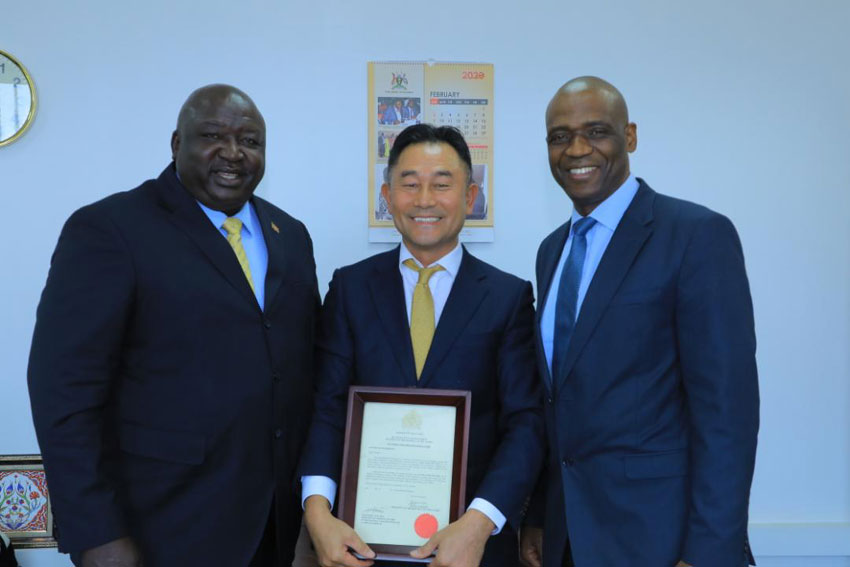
[222,217,255,292]
[403,258,445,379]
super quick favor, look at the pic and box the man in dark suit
[299,124,544,567]
[520,77,759,567]
[28,84,319,566]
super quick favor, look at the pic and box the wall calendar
[368,61,494,242]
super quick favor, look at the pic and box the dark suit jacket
[28,165,320,566]
[299,247,544,565]
[529,180,759,567]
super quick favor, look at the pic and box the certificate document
[354,402,456,546]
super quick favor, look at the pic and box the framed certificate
[337,386,471,562]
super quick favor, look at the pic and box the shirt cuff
[468,497,506,535]
[301,475,337,510]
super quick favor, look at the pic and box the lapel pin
[271,221,280,234]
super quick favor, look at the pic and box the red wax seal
[414,513,438,538]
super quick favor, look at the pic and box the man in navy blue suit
[382,100,404,125]
[520,77,759,567]
[299,124,544,567]
[28,85,319,567]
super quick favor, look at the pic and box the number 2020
[462,71,485,80]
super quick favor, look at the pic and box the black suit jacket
[299,247,545,565]
[529,180,758,566]
[28,165,320,566]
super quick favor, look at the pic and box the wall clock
[0,50,37,147]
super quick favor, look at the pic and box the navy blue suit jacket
[529,180,759,566]
[299,247,545,565]
[28,165,320,566]
[382,106,403,125]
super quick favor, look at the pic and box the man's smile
[564,165,599,180]
[411,216,441,224]
[212,167,246,185]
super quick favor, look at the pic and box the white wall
[3,1,849,565]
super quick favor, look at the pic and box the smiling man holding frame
[298,123,544,567]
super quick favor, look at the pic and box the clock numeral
[0,63,5,73]
[13,77,21,85]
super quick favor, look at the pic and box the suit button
[274,429,282,439]
[272,373,281,382]
[263,320,272,329]
[547,397,553,405]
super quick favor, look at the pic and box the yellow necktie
[222,217,255,292]
[403,259,445,379]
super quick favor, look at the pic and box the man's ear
[625,122,637,153]
[171,130,180,161]
[465,183,480,214]
[380,182,392,210]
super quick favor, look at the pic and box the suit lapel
[252,198,285,313]
[155,165,259,310]
[535,222,570,390]
[536,222,570,320]
[556,183,655,388]
[419,249,488,386]
[368,249,418,385]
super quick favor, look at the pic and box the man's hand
[519,525,543,567]
[409,508,494,567]
[304,495,375,567]
[675,562,692,567]
[80,537,142,567]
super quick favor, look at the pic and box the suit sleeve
[676,213,759,565]
[523,464,548,528]
[290,218,323,498]
[472,280,546,530]
[524,240,556,529]
[297,269,353,484]
[27,206,135,553]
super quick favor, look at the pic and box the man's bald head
[547,76,629,127]
[176,84,265,135]
[544,76,637,216]
[171,84,266,215]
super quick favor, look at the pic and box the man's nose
[414,186,436,207]
[565,134,592,157]
[219,137,242,160]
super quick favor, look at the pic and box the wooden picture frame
[337,386,470,562]
[0,455,56,548]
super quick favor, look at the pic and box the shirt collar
[570,174,639,232]
[399,242,463,278]
[196,199,257,236]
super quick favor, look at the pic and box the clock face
[0,50,36,146]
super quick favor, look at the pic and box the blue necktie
[551,217,597,381]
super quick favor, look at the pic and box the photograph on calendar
[467,164,488,220]
[373,165,391,222]
[377,97,421,126]
[376,130,398,160]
